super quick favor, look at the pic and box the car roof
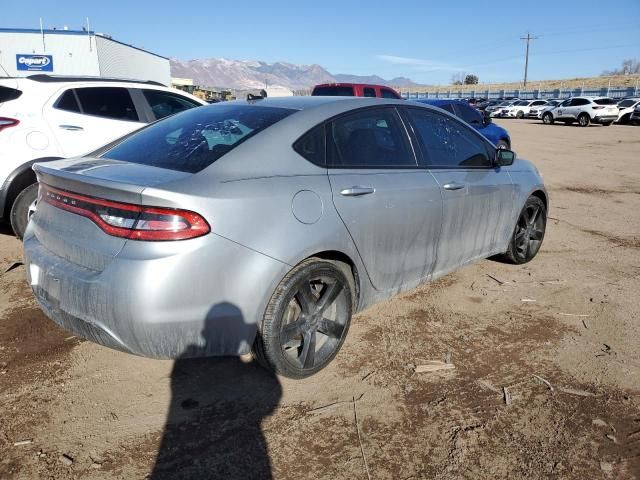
[24,74,166,87]
[414,99,467,106]
[223,95,407,111]
[313,82,396,89]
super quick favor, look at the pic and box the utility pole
[520,32,538,88]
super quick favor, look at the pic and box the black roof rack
[26,74,166,87]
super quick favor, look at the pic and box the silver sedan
[23,97,547,378]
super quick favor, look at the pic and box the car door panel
[44,87,145,158]
[402,106,514,276]
[325,106,443,292]
[429,169,513,276]
[329,170,442,291]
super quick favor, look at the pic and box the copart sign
[16,54,53,72]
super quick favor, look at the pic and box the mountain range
[169,58,422,91]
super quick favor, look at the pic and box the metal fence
[402,86,638,100]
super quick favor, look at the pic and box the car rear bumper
[23,225,289,359]
[593,115,618,124]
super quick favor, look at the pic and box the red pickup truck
[311,83,402,99]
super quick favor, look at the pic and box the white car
[541,97,619,127]
[489,100,520,118]
[615,98,640,124]
[0,75,206,238]
[500,99,549,119]
[630,104,640,125]
[528,100,562,119]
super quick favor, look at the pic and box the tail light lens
[0,117,19,132]
[592,106,604,110]
[40,184,210,241]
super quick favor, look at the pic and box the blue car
[415,99,511,149]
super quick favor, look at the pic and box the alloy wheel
[279,275,349,370]
[514,203,545,260]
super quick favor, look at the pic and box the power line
[520,32,539,87]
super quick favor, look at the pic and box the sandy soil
[1,120,639,480]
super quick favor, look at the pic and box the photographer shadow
[150,302,282,480]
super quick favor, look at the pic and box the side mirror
[494,148,515,167]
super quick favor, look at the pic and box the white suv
[541,97,619,127]
[0,75,206,238]
[500,99,549,119]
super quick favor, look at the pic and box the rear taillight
[0,117,19,132]
[40,184,210,241]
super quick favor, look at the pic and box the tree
[464,74,479,85]
[451,72,466,85]
[601,58,640,76]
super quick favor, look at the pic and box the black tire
[602,121,613,126]
[516,110,524,119]
[542,113,554,125]
[618,114,630,125]
[499,196,547,265]
[496,139,509,150]
[578,113,590,127]
[10,183,38,240]
[253,258,354,379]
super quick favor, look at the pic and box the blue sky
[2,0,639,84]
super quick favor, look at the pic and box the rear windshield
[594,98,617,105]
[102,104,294,173]
[618,99,638,108]
[312,86,355,96]
[0,86,22,103]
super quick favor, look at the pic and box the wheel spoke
[317,318,344,339]
[315,281,343,315]
[281,316,307,343]
[529,229,544,241]
[528,207,540,226]
[296,282,316,315]
[300,330,316,368]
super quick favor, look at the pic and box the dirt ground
[1,120,639,480]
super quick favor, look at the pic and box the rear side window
[363,87,376,98]
[381,89,400,99]
[143,89,202,120]
[75,87,139,121]
[454,103,483,125]
[594,98,617,105]
[570,98,590,106]
[55,89,81,113]
[293,124,325,166]
[327,107,415,168]
[102,105,294,173]
[0,86,22,103]
[312,86,355,96]
[405,107,491,168]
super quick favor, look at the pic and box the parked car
[528,100,562,119]
[311,83,402,99]
[0,74,206,238]
[477,100,502,111]
[615,98,640,124]
[542,97,618,126]
[489,100,520,117]
[23,96,547,378]
[630,104,640,125]
[500,100,549,119]
[415,99,511,148]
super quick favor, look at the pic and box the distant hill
[170,58,423,90]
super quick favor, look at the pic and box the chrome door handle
[443,182,466,191]
[59,124,84,131]
[340,186,375,197]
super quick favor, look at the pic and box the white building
[0,28,170,85]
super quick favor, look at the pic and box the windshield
[102,104,295,173]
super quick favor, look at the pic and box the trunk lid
[31,157,192,271]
